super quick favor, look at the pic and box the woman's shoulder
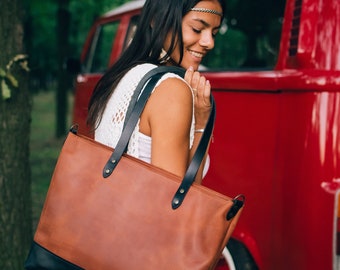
[152,73,193,111]
[156,72,192,98]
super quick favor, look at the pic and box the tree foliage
[27,0,130,90]
[27,0,130,137]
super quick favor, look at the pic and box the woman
[87,0,225,183]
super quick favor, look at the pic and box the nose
[199,32,215,50]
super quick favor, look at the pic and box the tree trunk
[56,0,71,138]
[0,0,32,268]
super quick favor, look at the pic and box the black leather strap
[171,97,215,209]
[102,66,186,176]
[102,66,216,209]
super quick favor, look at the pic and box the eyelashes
[192,28,201,34]
[192,28,218,38]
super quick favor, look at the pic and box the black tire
[225,238,258,270]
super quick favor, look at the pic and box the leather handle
[101,66,215,210]
[102,66,186,177]
[171,96,215,209]
[102,73,163,177]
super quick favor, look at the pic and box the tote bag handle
[102,66,216,209]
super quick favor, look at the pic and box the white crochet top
[95,63,195,163]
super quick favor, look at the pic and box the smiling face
[164,0,223,70]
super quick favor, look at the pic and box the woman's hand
[184,66,212,128]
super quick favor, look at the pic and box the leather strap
[102,66,216,209]
[172,97,215,209]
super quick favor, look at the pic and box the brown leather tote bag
[25,66,245,270]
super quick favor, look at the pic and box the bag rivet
[173,199,179,205]
[105,169,110,174]
[180,189,185,194]
[111,159,116,163]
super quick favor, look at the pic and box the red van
[70,0,340,269]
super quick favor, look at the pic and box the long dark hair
[87,0,226,129]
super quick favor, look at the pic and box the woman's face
[165,0,223,70]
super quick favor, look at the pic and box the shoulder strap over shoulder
[102,66,216,210]
[123,66,185,128]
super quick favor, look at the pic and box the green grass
[30,90,73,229]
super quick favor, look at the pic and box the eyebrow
[193,18,221,30]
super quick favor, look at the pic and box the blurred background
[0,0,285,268]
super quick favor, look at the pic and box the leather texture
[25,132,244,270]
[25,66,244,269]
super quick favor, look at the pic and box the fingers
[184,66,197,87]
[184,66,211,108]
[197,79,211,108]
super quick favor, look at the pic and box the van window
[202,0,286,70]
[83,21,119,73]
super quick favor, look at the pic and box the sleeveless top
[95,63,195,162]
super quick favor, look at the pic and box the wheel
[222,247,236,270]
[215,238,258,270]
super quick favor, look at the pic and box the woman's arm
[139,76,193,178]
[139,68,212,183]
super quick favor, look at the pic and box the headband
[190,7,223,17]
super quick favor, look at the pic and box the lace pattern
[95,63,195,161]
